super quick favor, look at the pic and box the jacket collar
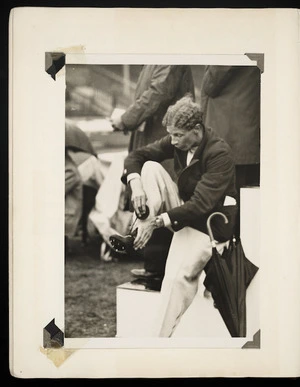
[174,126,208,170]
[192,125,208,160]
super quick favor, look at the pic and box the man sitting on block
[112,94,238,337]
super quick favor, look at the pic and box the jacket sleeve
[201,65,236,99]
[121,66,187,131]
[167,145,235,231]
[121,135,174,184]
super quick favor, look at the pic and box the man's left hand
[133,217,156,250]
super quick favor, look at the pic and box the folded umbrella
[204,212,259,337]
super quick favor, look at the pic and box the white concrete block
[116,276,231,338]
[116,282,160,338]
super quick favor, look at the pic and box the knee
[141,161,163,178]
[173,269,199,289]
[172,252,212,288]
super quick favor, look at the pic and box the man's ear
[194,123,202,133]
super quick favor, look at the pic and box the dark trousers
[143,228,173,277]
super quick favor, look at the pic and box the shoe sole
[131,272,162,280]
[109,235,134,255]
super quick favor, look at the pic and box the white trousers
[89,151,132,234]
[140,161,228,337]
[77,155,104,189]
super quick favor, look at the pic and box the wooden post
[123,65,131,99]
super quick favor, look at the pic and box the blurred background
[65,64,205,154]
[64,64,206,338]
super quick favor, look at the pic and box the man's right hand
[130,178,148,218]
[110,115,125,131]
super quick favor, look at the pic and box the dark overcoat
[122,65,195,152]
[200,65,261,165]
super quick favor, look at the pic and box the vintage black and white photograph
[63,59,261,344]
[10,7,300,378]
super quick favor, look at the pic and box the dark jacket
[200,65,260,165]
[122,127,238,242]
[122,65,195,152]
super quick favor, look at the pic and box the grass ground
[64,236,143,338]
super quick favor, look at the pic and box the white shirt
[186,146,198,165]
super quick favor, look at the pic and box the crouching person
[116,94,238,337]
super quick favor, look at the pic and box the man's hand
[111,115,125,131]
[99,225,120,248]
[130,178,148,218]
[133,217,156,250]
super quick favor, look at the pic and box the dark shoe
[109,229,137,255]
[131,268,162,279]
[109,234,134,254]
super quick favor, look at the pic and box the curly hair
[162,93,204,131]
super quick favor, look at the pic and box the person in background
[65,118,104,192]
[65,149,83,252]
[111,65,195,282]
[65,121,106,252]
[111,65,195,153]
[200,65,261,235]
[115,95,238,336]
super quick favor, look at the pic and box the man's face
[167,126,198,151]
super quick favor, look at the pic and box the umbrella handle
[207,212,229,247]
